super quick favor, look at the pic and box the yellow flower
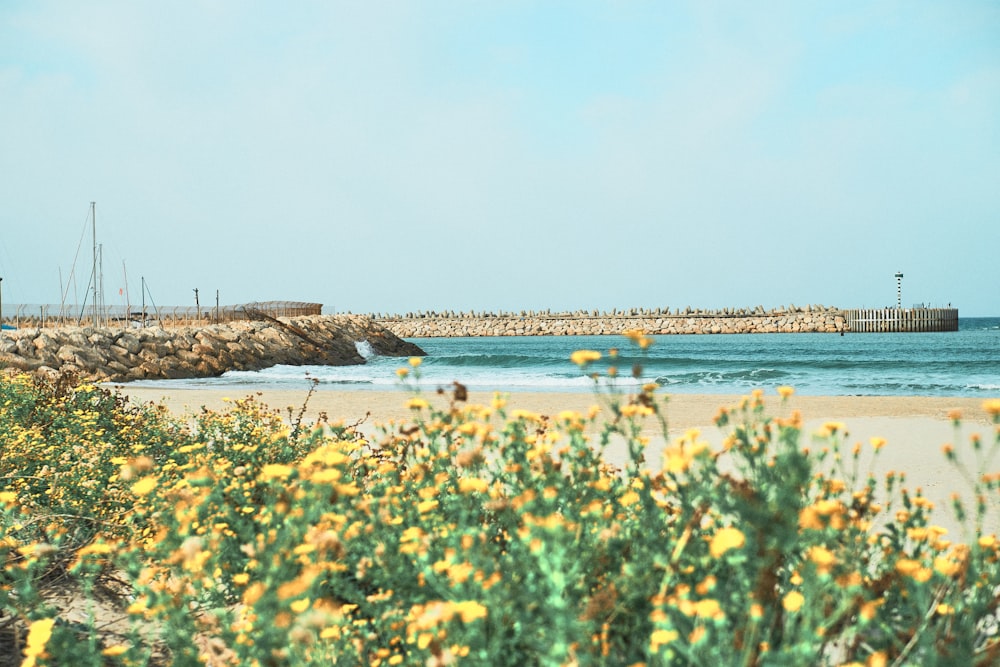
[409,356,423,367]
[336,482,360,497]
[777,386,794,399]
[78,541,115,557]
[693,598,724,620]
[557,409,582,422]
[870,437,887,451]
[417,499,439,514]
[859,599,880,622]
[620,404,654,418]
[260,464,293,481]
[619,491,640,507]
[807,546,837,574]
[650,628,679,652]
[244,582,266,605]
[309,469,343,484]
[406,397,429,410]
[782,590,804,612]
[982,398,1000,416]
[624,329,653,349]
[102,645,129,657]
[894,558,923,577]
[396,367,409,378]
[570,349,601,366]
[233,573,250,585]
[458,478,489,494]
[511,409,541,422]
[799,499,845,531]
[663,445,699,474]
[709,527,745,558]
[822,421,847,435]
[131,476,157,497]
[0,491,16,505]
[452,600,488,622]
[126,598,149,615]
[23,617,56,661]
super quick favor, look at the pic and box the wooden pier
[844,308,958,333]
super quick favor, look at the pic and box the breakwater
[0,315,424,383]
[375,305,847,337]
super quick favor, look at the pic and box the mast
[91,202,98,326]
[122,261,129,328]
[98,243,105,326]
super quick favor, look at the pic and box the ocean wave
[124,327,1000,397]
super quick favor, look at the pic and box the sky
[1,1,998,317]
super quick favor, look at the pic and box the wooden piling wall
[843,308,959,333]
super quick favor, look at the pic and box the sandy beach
[116,386,995,432]
[116,385,999,534]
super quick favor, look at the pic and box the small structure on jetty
[843,307,958,333]
[843,272,958,332]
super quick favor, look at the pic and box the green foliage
[0,352,999,666]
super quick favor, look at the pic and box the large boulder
[0,315,424,383]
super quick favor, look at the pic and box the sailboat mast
[98,244,105,326]
[91,202,98,326]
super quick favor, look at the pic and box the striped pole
[895,271,903,309]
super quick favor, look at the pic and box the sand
[114,387,995,432]
[115,385,999,535]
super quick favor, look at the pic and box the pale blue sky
[2,2,998,316]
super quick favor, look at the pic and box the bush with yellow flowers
[1,336,1000,666]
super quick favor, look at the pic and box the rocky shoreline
[0,315,424,383]
[0,307,851,383]
[375,305,846,337]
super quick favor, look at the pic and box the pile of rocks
[377,307,846,338]
[0,315,424,383]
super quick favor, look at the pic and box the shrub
[0,345,998,666]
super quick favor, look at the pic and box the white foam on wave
[355,340,377,360]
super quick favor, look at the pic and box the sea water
[127,317,1000,397]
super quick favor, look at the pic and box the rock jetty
[0,315,424,383]
[374,305,846,337]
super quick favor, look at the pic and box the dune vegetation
[1,334,999,666]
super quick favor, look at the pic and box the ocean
[128,317,1000,397]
